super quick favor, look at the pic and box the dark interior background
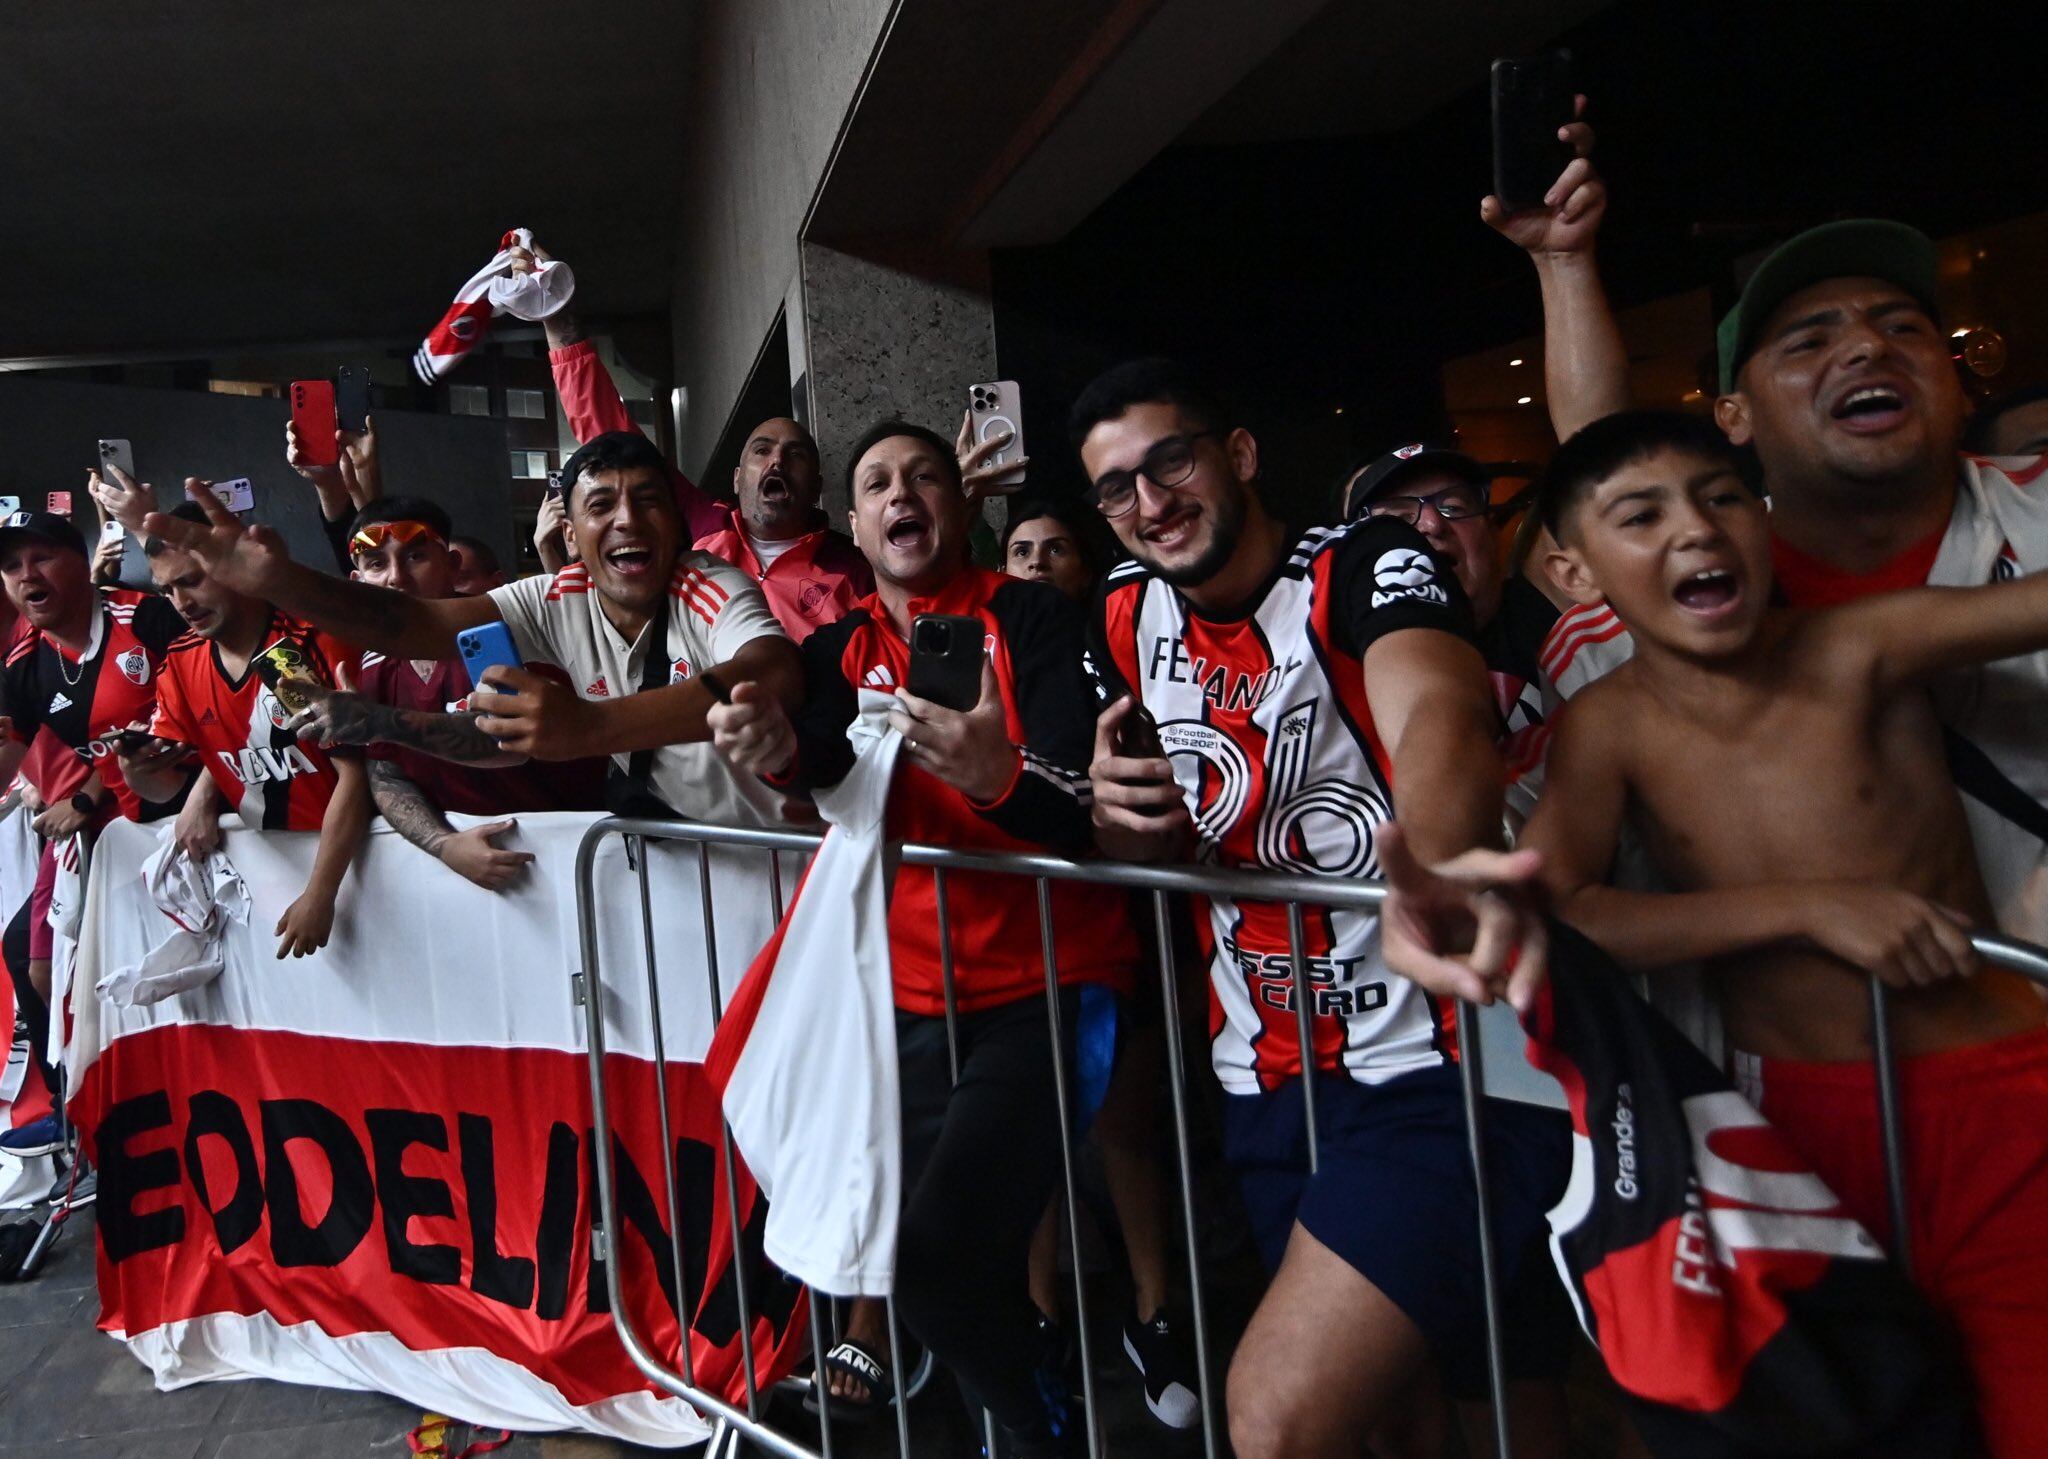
[989,1,2048,528]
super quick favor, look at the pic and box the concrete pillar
[795,241,998,522]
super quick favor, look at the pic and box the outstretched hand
[88,463,156,534]
[1377,822,1549,1012]
[1481,94,1604,257]
[140,480,292,598]
[955,410,1027,503]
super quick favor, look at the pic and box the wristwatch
[70,791,99,817]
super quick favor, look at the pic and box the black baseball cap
[1716,219,1940,394]
[0,510,88,558]
[1343,444,1493,520]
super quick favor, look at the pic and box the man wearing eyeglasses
[1075,360,1568,1459]
[1342,445,1556,803]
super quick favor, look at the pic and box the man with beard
[706,421,1135,1456]
[108,433,801,831]
[1077,360,1565,1459]
[694,417,873,641]
[118,503,370,959]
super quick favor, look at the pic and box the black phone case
[907,614,985,713]
[1491,51,1575,213]
[335,366,372,435]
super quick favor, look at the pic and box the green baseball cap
[1716,219,1940,394]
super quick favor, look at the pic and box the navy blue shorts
[1221,1064,1576,1397]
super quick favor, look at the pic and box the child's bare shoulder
[1550,669,1640,764]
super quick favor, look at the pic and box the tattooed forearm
[368,758,454,856]
[314,693,521,766]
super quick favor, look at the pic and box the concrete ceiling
[1,2,696,361]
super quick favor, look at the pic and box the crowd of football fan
[6,109,2048,1459]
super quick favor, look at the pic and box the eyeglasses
[1357,483,1491,526]
[1087,432,1219,519]
[349,520,445,555]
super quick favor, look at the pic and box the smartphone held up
[1490,49,1575,213]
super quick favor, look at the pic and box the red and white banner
[67,812,809,1447]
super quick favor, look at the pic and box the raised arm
[1481,97,1629,441]
[1363,627,1506,862]
[290,682,526,767]
[130,484,498,659]
[1847,567,2048,697]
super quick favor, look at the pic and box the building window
[450,383,490,417]
[511,450,550,480]
[506,387,548,420]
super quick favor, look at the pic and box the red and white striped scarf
[411,227,576,385]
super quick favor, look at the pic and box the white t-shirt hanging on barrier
[489,553,790,827]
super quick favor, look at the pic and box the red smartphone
[47,490,73,516]
[290,380,340,466]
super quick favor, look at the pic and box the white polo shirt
[489,551,789,828]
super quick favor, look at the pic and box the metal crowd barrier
[571,814,2048,1458]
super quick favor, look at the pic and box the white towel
[411,227,577,385]
[97,831,250,1008]
[707,691,903,1295]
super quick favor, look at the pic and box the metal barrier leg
[697,844,762,1418]
[1037,879,1102,1458]
[1455,1002,1513,1459]
[1153,890,1222,1458]
[806,1289,836,1458]
[1869,977,1913,1279]
[634,838,699,1388]
[883,1296,914,1459]
[1284,902,1321,1174]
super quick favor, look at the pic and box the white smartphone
[0,496,19,517]
[195,477,256,514]
[967,380,1027,493]
[101,519,125,544]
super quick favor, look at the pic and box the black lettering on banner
[532,1121,581,1321]
[694,1179,801,1347]
[674,1135,717,1320]
[184,1090,262,1256]
[96,1089,185,1261]
[261,1098,374,1268]
[365,1108,459,1286]
[604,1133,680,1320]
[460,1112,536,1309]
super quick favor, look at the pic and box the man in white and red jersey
[1076,360,1567,1459]
[106,436,802,831]
[508,240,872,639]
[708,420,1135,1457]
[118,503,369,959]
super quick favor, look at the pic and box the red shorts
[27,841,55,962]
[1736,1026,2048,1458]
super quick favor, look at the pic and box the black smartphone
[1118,702,1165,759]
[1490,50,1576,213]
[907,614,986,713]
[335,365,373,435]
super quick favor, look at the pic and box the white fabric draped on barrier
[67,811,808,1447]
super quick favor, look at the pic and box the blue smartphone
[457,621,523,696]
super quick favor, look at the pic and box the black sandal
[802,1339,894,1423]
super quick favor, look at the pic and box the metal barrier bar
[805,1289,835,1459]
[1284,901,1322,1175]
[1867,978,1912,1279]
[633,837,697,1388]
[695,843,762,1418]
[570,829,815,1459]
[1153,887,1222,1458]
[574,815,2048,1459]
[1037,877,1103,1457]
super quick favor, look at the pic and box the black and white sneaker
[50,1161,94,1209]
[1123,1309,1200,1430]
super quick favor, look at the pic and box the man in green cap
[1486,127,2048,956]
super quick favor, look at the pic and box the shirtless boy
[1520,407,2048,1453]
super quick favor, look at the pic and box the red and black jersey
[1089,518,1475,1094]
[151,611,358,832]
[357,651,607,816]
[783,566,1136,1015]
[0,590,186,819]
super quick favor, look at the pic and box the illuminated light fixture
[1516,396,1533,406]
[1509,358,1525,367]
[1334,407,1344,415]
[1682,388,1704,403]
[1951,327,1972,338]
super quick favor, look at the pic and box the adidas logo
[48,692,72,712]
[199,708,219,727]
[863,665,895,688]
[586,676,610,698]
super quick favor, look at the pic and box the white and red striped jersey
[1090,518,1480,1094]
[487,552,789,827]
